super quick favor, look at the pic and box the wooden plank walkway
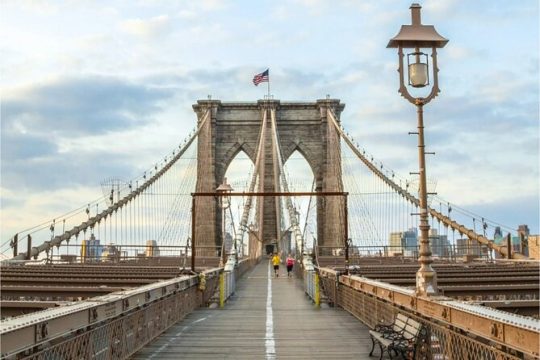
[132,260,374,359]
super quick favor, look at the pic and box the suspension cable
[11,109,211,260]
[326,108,525,259]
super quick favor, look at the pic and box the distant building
[389,231,403,256]
[491,225,531,258]
[102,244,120,261]
[81,234,102,262]
[517,225,530,236]
[429,229,450,257]
[403,228,418,256]
[494,226,503,239]
[145,240,160,257]
[456,238,482,256]
[388,228,418,256]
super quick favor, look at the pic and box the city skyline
[1,0,538,248]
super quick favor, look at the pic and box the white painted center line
[265,261,276,359]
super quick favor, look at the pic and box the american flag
[252,69,269,86]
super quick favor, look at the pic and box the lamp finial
[410,3,422,26]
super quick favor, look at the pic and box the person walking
[286,254,295,278]
[271,252,281,277]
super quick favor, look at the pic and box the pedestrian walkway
[133,260,373,359]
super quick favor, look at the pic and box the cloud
[120,15,170,38]
[446,45,483,61]
[2,0,60,14]
[177,10,197,19]
[2,76,173,136]
[1,150,139,191]
[0,132,57,160]
[199,0,228,11]
[1,75,175,193]
[465,195,540,234]
[423,0,460,16]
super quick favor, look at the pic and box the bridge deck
[133,260,373,359]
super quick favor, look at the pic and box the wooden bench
[369,313,424,359]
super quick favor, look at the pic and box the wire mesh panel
[318,271,338,306]
[18,277,223,360]
[335,283,525,360]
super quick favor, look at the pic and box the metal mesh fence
[21,276,220,360]
[336,284,524,360]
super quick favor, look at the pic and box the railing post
[219,272,225,308]
[506,233,512,259]
[314,272,320,307]
[344,194,349,274]
[191,196,196,272]
[26,234,32,260]
[12,234,18,258]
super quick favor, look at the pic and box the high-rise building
[388,228,418,256]
[145,240,160,257]
[81,233,102,262]
[403,228,418,256]
[429,229,450,257]
[494,226,503,240]
[389,231,403,255]
[486,225,530,259]
[517,224,530,236]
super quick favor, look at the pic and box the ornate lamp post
[216,178,233,267]
[387,3,448,296]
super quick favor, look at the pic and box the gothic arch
[221,142,256,178]
[192,99,345,250]
[282,141,319,180]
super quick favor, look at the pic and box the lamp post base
[416,267,438,296]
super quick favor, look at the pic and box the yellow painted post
[219,272,225,308]
[314,272,320,307]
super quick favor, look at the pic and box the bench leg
[369,336,376,356]
[391,347,407,360]
[378,343,384,360]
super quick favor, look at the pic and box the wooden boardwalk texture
[133,261,373,359]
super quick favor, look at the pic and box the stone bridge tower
[192,99,345,254]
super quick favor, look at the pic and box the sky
[1,0,539,250]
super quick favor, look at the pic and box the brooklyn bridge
[1,4,538,360]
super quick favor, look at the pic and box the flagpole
[267,68,270,99]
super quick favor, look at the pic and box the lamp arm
[397,46,417,105]
[424,46,441,104]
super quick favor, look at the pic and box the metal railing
[219,271,236,307]
[218,257,261,307]
[2,243,234,271]
[1,268,221,359]
[23,288,200,360]
[304,269,320,306]
[317,268,540,359]
[48,244,189,263]
[315,245,490,266]
[22,244,225,269]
